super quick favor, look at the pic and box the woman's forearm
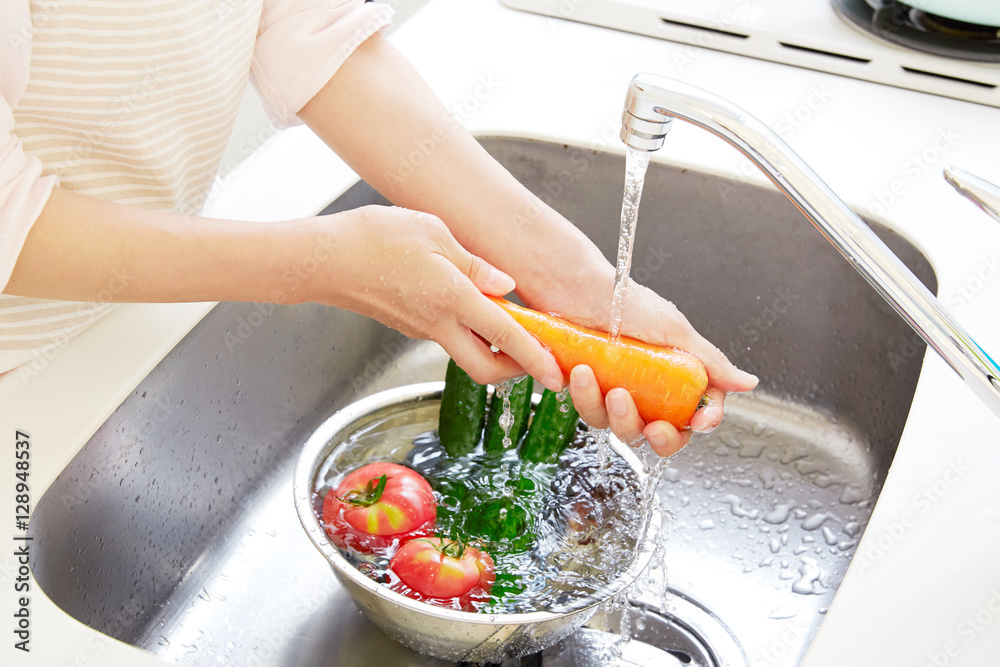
[297,33,615,317]
[4,186,330,305]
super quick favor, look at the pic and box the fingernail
[489,267,516,293]
[608,390,628,417]
[570,366,588,389]
[541,368,564,393]
[647,429,667,449]
[739,370,759,387]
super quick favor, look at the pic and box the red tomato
[322,462,436,553]
[389,537,495,611]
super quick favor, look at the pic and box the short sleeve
[250,0,395,128]
[0,1,59,291]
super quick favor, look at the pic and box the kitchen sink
[30,138,935,666]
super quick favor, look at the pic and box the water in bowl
[311,399,653,615]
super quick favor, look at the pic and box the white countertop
[3,0,1000,665]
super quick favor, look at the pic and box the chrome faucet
[620,73,1000,419]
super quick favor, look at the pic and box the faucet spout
[620,73,1000,419]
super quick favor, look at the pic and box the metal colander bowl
[293,382,661,663]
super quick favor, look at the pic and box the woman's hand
[313,205,564,392]
[521,281,758,457]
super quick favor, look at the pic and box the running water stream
[609,146,652,340]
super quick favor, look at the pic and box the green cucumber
[461,492,537,554]
[462,496,530,543]
[520,389,579,464]
[438,358,488,457]
[482,376,533,454]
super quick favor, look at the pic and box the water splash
[495,379,516,450]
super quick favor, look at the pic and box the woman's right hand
[311,205,564,392]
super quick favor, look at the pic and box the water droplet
[802,513,832,531]
[791,558,825,595]
[839,486,866,505]
[721,493,760,519]
[764,501,796,525]
[769,607,798,620]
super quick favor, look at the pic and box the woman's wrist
[506,207,616,327]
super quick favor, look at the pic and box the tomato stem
[338,474,388,507]
[439,538,466,559]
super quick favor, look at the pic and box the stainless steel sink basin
[30,138,935,666]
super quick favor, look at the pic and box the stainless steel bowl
[293,382,662,663]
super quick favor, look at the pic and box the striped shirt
[0,0,393,372]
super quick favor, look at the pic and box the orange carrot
[490,297,708,429]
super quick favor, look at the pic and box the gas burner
[833,0,1000,62]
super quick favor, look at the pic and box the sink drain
[539,628,690,666]
[532,589,747,667]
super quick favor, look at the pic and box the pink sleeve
[251,0,395,128]
[0,1,59,291]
